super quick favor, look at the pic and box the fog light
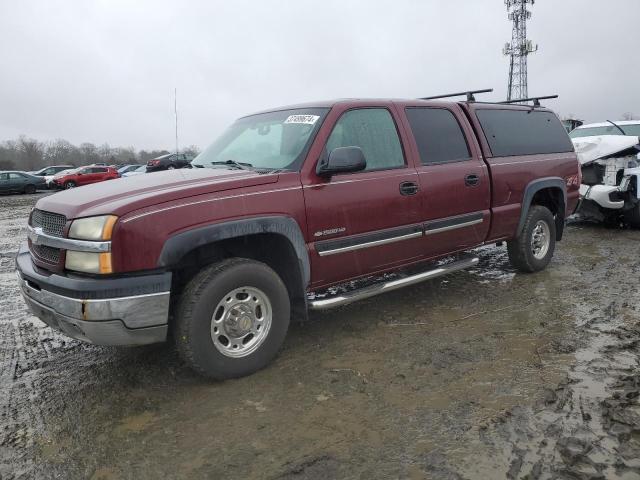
[65,251,112,274]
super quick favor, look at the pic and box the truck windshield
[570,124,640,138]
[192,108,329,171]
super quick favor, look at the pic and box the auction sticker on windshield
[284,115,319,125]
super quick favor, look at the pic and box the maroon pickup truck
[16,94,579,379]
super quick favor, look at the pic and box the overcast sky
[0,0,638,150]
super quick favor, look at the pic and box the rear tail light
[148,160,160,166]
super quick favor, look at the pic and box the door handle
[464,174,480,187]
[399,181,419,196]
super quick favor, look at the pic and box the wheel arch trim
[518,177,567,240]
[157,216,310,286]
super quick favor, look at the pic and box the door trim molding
[314,211,485,257]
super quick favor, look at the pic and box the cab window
[326,108,405,171]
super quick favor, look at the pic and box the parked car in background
[569,120,640,139]
[29,165,75,189]
[0,171,46,194]
[29,165,74,177]
[52,165,119,189]
[117,164,141,175]
[146,153,193,172]
[121,165,147,177]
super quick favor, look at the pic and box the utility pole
[174,87,179,155]
[503,0,537,102]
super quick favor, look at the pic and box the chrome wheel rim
[210,287,272,358]
[531,220,550,260]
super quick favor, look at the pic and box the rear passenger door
[401,105,491,258]
[303,107,423,288]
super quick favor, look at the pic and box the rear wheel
[167,164,175,170]
[507,205,556,273]
[174,258,290,380]
[24,184,36,194]
[64,181,77,189]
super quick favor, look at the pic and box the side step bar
[309,256,479,311]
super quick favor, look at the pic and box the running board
[309,256,479,311]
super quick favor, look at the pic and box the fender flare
[157,216,310,286]
[517,177,567,240]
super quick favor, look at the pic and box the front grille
[31,209,66,237]
[31,244,61,264]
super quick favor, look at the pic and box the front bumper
[579,184,624,210]
[16,243,172,346]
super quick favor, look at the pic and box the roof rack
[499,95,558,107]
[419,88,493,102]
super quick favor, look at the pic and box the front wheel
[507,205,556,273]
[174,258,290,380]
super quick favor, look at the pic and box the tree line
[0,136,200,171]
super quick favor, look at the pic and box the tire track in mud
[464,227,640,480]
[0,194,56,478]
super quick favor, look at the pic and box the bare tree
[17,136,45,171]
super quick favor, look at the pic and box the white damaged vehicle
[570,121,640,226]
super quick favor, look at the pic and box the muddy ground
[1,193,639,480]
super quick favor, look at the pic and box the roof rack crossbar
[419,88,493,102]
[500,95,559,107]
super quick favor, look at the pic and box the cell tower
[503,0,537,102]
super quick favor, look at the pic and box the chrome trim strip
[309,256,479,310]
[425,218,483,236]
[317,231,423,257]
[27,226,111,253]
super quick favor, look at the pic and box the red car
[53,166,119,189]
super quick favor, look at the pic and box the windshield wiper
[606,120,627,135]
[210,160,253,170]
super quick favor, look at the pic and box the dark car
[146,153,193,172]
[0,171,46,194]
[52,166,120,189]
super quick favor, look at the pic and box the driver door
[303,106,423,288]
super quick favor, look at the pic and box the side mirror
[317,146,367,177]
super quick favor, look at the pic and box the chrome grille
[31,244,61,264]
[31,209,66,237]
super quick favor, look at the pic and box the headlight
[65,251,112,274]
[68,215,118,241]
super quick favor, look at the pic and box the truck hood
[572,135,640,165]
[36,168,280,219]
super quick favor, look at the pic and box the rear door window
[405,108,471,165]
[326,108,405,171]
[476,109,574,157]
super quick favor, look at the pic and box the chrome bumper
[16,245,171,346]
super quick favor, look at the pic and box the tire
[624,204,640,228]
[507,205,556,273]
[64,181,77,189]
[174,258,290,380]
[24,184,36,194]
[167,164,175,170]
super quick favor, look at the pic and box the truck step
[308,255,479,311]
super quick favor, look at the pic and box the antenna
[174,87,179,155]
[503,0,537,103]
